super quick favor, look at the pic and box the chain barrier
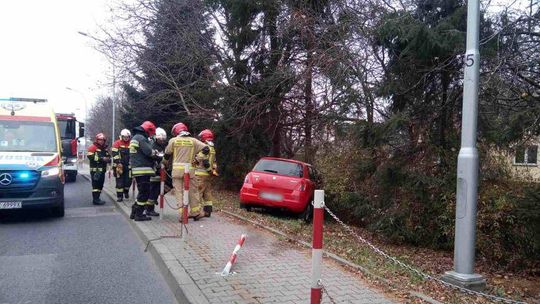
[163,195,181,210]
[144,235,181,252]
[160,169,182,210]
[323,206,527,304]
[318,280,337,304]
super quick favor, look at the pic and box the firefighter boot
[129,203,136,219]
[124,190,130,199]
[203,204,213,217]
[145,205,159,217]
[92,192,105,205]
[134,205,151,221]
[117,193,123,202]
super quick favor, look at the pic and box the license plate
[0,201,22,209]
[260,192,283,201]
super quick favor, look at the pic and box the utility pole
[443,0,486,291]
[112,64,116,142]
[111,64,116,172]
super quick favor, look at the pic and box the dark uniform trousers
[115,167,132,199]
[90,168,106,194]
[135,175,151,206]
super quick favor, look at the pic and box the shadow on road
[0,209,61,224]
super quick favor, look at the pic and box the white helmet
[120,129,131,138]
[155,127,167,140]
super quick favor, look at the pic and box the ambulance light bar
[0,97,48,103]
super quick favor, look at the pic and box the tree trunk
[270,101,282,157]
[439,72,449,149]
[305,49,314,164]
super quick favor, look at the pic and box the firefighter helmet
[95,133,106,141]
[141,121,156,136]
[198,129,214,142]
[155,127,167,140]
[120,129,131,138]
[171,122,189,137]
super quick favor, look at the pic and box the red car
[239,157,321,221]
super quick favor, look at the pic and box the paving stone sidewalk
[94,171,395,304]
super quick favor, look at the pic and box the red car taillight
[297,181,306,191]
[244,174,251,184]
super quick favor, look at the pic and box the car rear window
[253,159,303,177]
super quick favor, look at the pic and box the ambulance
[0,97,65,217]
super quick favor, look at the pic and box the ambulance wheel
[51,199,65,218]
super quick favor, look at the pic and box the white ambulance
[0,98,65,217]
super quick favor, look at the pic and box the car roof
[259,157,311,167]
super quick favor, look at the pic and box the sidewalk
[92,170,395,304]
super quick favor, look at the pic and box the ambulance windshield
[0,120,57,152]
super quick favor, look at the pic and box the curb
[219,210,442,304]
[81,173,208,304]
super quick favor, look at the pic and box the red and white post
[221,234,247,276]
[182,163,190,225]
[159,164,166,220]
[311,190,324,304]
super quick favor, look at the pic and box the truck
[55,113,85,182]
[0,97,65,217]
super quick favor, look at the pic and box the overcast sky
[0,0,531,124]
[0,0,112,122]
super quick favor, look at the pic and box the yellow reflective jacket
[195,142,217,176]
[164,135,206,177]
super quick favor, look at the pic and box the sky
[0,0,531,125]
[0,0,113,122]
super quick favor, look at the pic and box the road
[0,175,176,304]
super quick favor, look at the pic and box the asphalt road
[0,175,176,304]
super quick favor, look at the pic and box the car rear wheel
[299,201,313,223]
[239,203,252,212]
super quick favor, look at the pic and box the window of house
[514,145,538,165]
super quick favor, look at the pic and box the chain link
[163,195,181,210]
[323,206,527,304]
[318,280,337,304]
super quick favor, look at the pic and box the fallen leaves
[213,189,539,303]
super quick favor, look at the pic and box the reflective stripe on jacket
[87,144,109,170]
[194,143,217,176]
[164,136,206,176]
[129,128,155,176]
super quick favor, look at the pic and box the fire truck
[55,113,85,182]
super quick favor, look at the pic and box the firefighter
[146,127,167,216]
[87,133,110,205]
[129,121,160,221]
[112,129,132,202]
[195,129,218,217]
[163,122,207,221]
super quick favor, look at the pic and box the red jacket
[112,139,130,165]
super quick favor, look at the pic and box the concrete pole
[111,65,116,171]
[112,65,116,142]
[443,0,486,291]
